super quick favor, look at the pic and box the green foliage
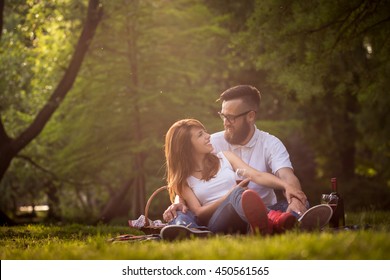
[1,0,82,135]
[232,0,390,205]
[0,0,91,219]
[1,0,232,221]
[47,0,230,219]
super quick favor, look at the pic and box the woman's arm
[223,151,307,204]
[181,183,244,225]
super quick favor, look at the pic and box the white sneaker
[298,204,333,231]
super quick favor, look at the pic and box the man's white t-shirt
[211,126,293,206]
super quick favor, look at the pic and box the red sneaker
[268,210,297,233]
[242,190,272,235]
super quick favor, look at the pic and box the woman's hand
[236,178,250,188]
[162,202,189,222]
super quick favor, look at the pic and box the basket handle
[144,186,168,227]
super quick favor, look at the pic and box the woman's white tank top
[187,152,237,206]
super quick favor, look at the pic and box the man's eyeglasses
[218,110,254,124]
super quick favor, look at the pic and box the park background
[1,0,389,226]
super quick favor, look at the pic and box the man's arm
[275,167,308,214]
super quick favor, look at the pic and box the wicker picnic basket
[140,185,168,234]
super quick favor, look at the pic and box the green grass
[1,211,389,260]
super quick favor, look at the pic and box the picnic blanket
[107,233,161,243]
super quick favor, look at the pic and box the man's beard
[224,120,251,145]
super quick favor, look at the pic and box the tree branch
[332,1,370,48]
[16,154,92,186]
[359,16,390,35]
[16,155,59,179]
[0,116,12,146]
[12,0,103,154]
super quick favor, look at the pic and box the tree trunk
[46,182,62,222]
[132,157,146,217]
[339,90,358,179]
[0,0,103,181]
[126,1,146,218]
[0,209,15,226]
[0,0,103,225]
[98,179,134,223]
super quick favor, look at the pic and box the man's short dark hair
[218,85,261,111]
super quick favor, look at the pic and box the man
[163,85,311,227]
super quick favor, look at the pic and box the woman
[164,119,302,234]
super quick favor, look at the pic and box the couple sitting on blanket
[160,85,332,241]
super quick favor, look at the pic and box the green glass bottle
[328,178,345,228]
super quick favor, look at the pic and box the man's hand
[286,197,307,216]
[276,167,308,207]
[284,187,307,206]
[162,202,188,222]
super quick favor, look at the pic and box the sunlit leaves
[237,0,390,192]
[0,0,232,220]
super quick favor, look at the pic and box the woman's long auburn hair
[165,119,220,202]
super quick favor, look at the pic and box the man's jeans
[168,187,306,234]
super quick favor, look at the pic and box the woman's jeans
[168,187,307,234]
[168,187,247,233]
